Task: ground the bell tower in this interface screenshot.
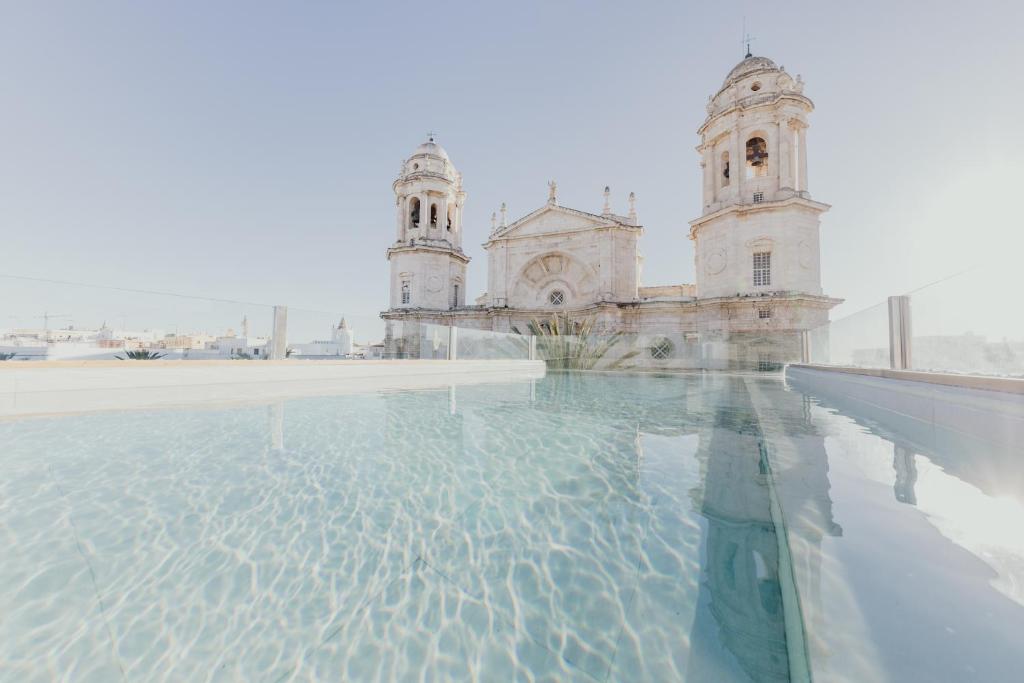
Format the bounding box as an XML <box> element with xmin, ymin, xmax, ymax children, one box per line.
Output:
<box><xmin>387</xmin><ymin>137</ymin><xmax>469</xmax><ymax>311</ymax></box>
<box><xmin>690</xmin><ymin>55</ymin><xmax>830</xmax><ymax>299</ymax></box>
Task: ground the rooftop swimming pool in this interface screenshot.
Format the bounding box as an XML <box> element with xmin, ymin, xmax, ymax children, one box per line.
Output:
<box><xmin>1</xmin><ymin>371</ymin><xmax>1022</xmax><ymax>681</ymax></box>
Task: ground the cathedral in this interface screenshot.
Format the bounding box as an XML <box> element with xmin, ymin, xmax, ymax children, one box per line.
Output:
<box><xmin>382</xmin><ymin>54</ymin><xmax>841</xmax><ymax>367</ymax></box>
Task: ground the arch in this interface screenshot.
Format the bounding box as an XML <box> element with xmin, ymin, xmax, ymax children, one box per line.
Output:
<box><xmin>745</xmin><ymin>136</ymin><xmax>768</xmax><ymax>178</ymax></box>
<box><xmin>509</xmin><ymin>251</ymin><xmax>599</xmax><ymax>308</ymax></box>
<box><xmin>720</xmin><ymin>151</ymin><xmax>731</xmax><ymax>187</ymax></box>
<box><xmin>447</xmin><ymin>204</ymin><xmax>454</xmax><ymax>231</ymax></box>
<box><xmin>409</xmin><ymin>197</ymin><xmax>421</xmax><ymax>229</ymax></box>
<box><xmin>430</xmin><ymin>203</ymin><xmax>438</xmax><ymax>227</ymax></box>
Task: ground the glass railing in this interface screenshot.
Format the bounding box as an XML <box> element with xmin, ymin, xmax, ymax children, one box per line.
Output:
<box><xmin>806</xmin><ymin>301</ymin><xmax>889</xmax><ymax>367</ymax></box>
<box><xmin>522</xmin><ymin>328</ymin><xmax>799</xmax><ymax>372</ymax></box>
<box><xmin>908</xmin><ymin>268</ymin><xmax>1023</xmax><ymax>376</ymax></box>
<box><xmin>805</xmin><ymin>265</ymin><xmax>1023</xmax><ymax>378</ymax></box>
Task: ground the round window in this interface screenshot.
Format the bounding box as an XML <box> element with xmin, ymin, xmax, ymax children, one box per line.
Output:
<box><xmin>649</xmin><ymin>337</ymin><xmax>674</xmax><ymax>360</ymax></box>
<box><xmin>413</xmin><ymin>163</ymin><xmax>419</xmax><ymax>170</ymax></box>
<box><xmin>751</xmin><ymin>82</ymin><xmax>762</xmax><ymax>92</ymax></box>
<box><xmin>548</xmin><ymin>290</ymin><xmax>565</xmax><ymax>306</ymax></box>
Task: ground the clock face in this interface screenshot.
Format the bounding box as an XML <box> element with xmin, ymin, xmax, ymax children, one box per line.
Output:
<box><xmin>705</xmin><ymin>250</ymin><xmax>727</xmax><ymax>275</ymax></box>
<box><xmin>426</xmin><ymin>275</ymin><xmax>443</xmax><ymax>293</ymax></box>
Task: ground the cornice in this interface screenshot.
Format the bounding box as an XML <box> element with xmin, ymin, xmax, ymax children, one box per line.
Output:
<box><xmin>386</xmin><ymin>243</ymin><xmax>471</xmax><ymax>264</ymax></box>
<box><xmin>689</xmin><ymin>195</ymin><xmax>831</xmax><ymax>238</ymax></box>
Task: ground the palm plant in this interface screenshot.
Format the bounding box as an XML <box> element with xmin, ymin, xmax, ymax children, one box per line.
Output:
<box><xmin>513</xmin><ymin>313</ymin><xmax>637</xmax><ymax>370</ymax></box>
<box><xmin>115</xmin><ymin>349</ymin><xmax>166</xmax><ymax>360</ymax></box>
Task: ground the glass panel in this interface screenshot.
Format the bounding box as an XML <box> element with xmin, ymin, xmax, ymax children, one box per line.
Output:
<box><xmin>455</xmin><ymin>327</ymin><xmax>529</xmax><ymax>360</ymax></box>
<box><xmin>807</xmin><ymin>301</ymin><xmax>890</xmax><ymax>368</ymax></box>
<box><xmin>909</xmin><ymin>268</ymin><xmax>1023</xmax><ymax>377</ymax></box>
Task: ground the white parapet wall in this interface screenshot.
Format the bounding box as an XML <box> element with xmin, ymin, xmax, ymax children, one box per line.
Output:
<box><xmin>0</xmin><ymin>359</ymin><xmax>546</xmax><ymax>418</ymax></box>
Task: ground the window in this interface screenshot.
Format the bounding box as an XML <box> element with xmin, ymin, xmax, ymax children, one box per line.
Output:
<box><xmin>721</xmin><ymin>151</ymin><xmax>730</xmax><ymax>187</ymax></box>
<box><xmin>452</xmin><ymin>284</ymin><xmax>459</xmax><ymax>309</ymax></box>
<box><xmin>758</xmin><ymin>307</ymin><xmax>772</xmax><ymax>319</ymax></box>
<box><xmin>254</xmin><ymin>348</ymin><xmax>260</xmax><ymax>355</ymax></box>
<box><xmin>401</xmin><ymin>280</ymin><xmax>410</xmax><ymax>304</ymax></box>
<box><xmin>447</xmin><ymin>205</ymin><xmax>453</xmax><ymax>231</ymax></box>
<box><xmin>430</xmin><ymin>203</ymin><xmax>438</xmax><ymax>227</ymax></box>
<box><xmin>753</xmin><ymin>252</ymin><xmax>771</xmax><ymax>287</ymax></box>
<box><xmin>746</xmin><ymin>136</ymin><xmax>768</xmax><ymax>178</ymax></box>
<box><xmin>753</xmin><ymin>192</ymin><xmax>764</xmax><ymax>203</ymax></box>
<box><xmin>549</xmin><ymin>290</ymin><xmax>565</xmax><ymax>306</ymax></box>
<box><xmin>649</xmin><ymin>337</ymin><xmax>674</xmax><ymax>360</ymax></box>
<box><xmin>409</xmin><ymin>198</ymin><xmax>420</xmax><ymax>228</ymax></box>
<box><xmin>751</xmin><ymin>82</ymin><xmax>762</xmax><ymax>92</ymax></box>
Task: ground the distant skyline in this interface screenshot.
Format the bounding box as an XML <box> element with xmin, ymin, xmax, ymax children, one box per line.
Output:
<box><xmin>3</xmin><ymin>1</ymin><xmax>1022</xmax><ymax>338</ymax></box>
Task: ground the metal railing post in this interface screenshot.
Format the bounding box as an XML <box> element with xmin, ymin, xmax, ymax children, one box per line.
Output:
<box><xmin>887</xmin><ymin>295</ymin><xmax>912</xmax><ymax>370</ymax></box>
<box><xmin>447</xmin><ymin>325</ymin><xmax>458</xmax><ymax>360</ymax></box>
<box><xmin>270</xmin><ymin>305</ymin><xmax>288</xmax><ymax>360</ymax></box>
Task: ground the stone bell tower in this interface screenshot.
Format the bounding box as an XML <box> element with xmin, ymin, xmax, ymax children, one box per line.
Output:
<box><xmin>690</xmin><ymin>54</ymin><xmax>830</xmax><ymax>300</ymax></box>
<box><xmin>387</xmin><ymin>137</ymin><xmax>469</xmax><ymax>311</ymax></box>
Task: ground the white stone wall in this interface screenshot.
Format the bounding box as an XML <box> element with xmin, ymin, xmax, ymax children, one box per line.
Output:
<box><xmin>389</xmin><ymin>249</ymin><xmax>466</xmax><ymax>311</ymax></box>
<box><xmin>694</xmin><ymin>200</ymin><xmax>824</xmax><ymax>298</ymax></box>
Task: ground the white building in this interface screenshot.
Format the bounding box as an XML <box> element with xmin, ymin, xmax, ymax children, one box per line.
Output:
<box><xmin>383</xmin><ymin>54</ymin><xmax>841</xmax><ymax>366</ymax></box>
<box><xmin>289</xmin><ymin>318</ymin><xmax>356</xmax><ymax>358</ymax></box>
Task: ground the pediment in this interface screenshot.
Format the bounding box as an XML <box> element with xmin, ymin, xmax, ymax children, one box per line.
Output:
<box><xmin>489</xmin><ymin>204</ymin><xmax>625</xmax><ymax>241</ymax></box>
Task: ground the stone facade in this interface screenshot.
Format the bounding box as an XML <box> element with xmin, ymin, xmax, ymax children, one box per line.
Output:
<box><xmin>382</xmin><ymin>55</ymin><xmax>841</xmax><ymax>366</ymax></box>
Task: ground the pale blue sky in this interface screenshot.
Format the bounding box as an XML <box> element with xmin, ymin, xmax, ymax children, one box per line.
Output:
<box><xmin>2</xmin><ymin>1</ymin><xmax>1022</xmax><ymax>340</ymax></box>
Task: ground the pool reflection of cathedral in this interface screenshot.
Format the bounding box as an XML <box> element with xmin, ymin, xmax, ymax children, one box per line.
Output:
<box><xmin>380</xmin><ymin>373</ymin><xmax>841</xmax><ymax>679</ymax></box>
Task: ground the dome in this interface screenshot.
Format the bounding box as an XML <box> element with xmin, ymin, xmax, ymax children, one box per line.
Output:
<box><xmin>723</xmin><ymin>55</ymin><xmax>779</xmax><ymax>86</ymax></box>
<box><xmin>412</xmin><ymin>138</ymin><xmax>449</xmax><ymax>161</ymax></box>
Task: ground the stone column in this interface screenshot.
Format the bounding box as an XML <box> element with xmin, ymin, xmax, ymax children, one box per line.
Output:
<box><xmin>779</xmin><ymin>121</ymin><xmax>793</xmax><ymax>190</ymax></box>
<box><xmin>438</xmin><ymin>196</ymin><xmax>448</xmax><ymax>241</ymax></box>
<box><xmin>396</xmin><ymin>197</ymin><xmax>405</xmax><ymax>241</ymax></box>
<box><xmin>455</xmin><ymin>201</ymin><xmax>464</xmax><ymax>247</ymax></box>
<box><xmin>701</xmin><ymin>146</ymin><xmax>714</xmax><ymax>208</ymax></box>
<box><xmin>798</xmin><ymin>124</ymin><xmax>809</xmax><ymax>192</ymax></box>
<box><xmin>731</xmin><ymin>127</ymin><xmax>743</xmax><ymax>202</ymax></box>
<box><xmin>769</xmin><ymin>124</ymin><xmax>781</xmax><ymax>194</ymax></box>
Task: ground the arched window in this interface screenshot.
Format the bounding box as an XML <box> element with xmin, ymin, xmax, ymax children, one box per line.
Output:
<box><xmin>447</xmin><ymin>205</ymin><xmax>454</xmax><ymax>231</ymax></box>
<box><xmin>746</xmin><ymin>137</ymin><xmax>768</xmax><ymax>178</ymax></box>
<box><xmin>451</xmin><ymin>284</ymin><xmax>459</xmax><ymax>309</ymax></box>
<box><xmin>549</xmin><ymin>290</ymin><xmax>565</xmax><ymax>306</ymax></box>
<box><xmin>721</xmin><ymin>151</ymin><xmax>730</xmax><ymax>187</ymax></box>
<box><xmin>401</xmin><ymin>280</ymin><xmax>411</xmax><ymax>304</ymax></box>
<box><xmin>409</xmin><ymin>198</ymin><xmax>420</xmax><ymax>229</ymax></box>
<box><xmin>430</xmin><ymin>203</ymin><xmax>438</xmax><ymax>227</ymax></box>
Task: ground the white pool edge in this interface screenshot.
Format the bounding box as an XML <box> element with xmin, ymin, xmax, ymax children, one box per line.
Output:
<box><xmin>0</xmin><ymin>360</ymin><xmax>546</xmax><ymax>418</ymax></box>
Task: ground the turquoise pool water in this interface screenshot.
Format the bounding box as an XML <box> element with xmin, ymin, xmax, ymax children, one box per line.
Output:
<box><xmin>2</xmin><ymin>372</ymin><xmax>1022</xmax><ymax>682</ymax></box>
